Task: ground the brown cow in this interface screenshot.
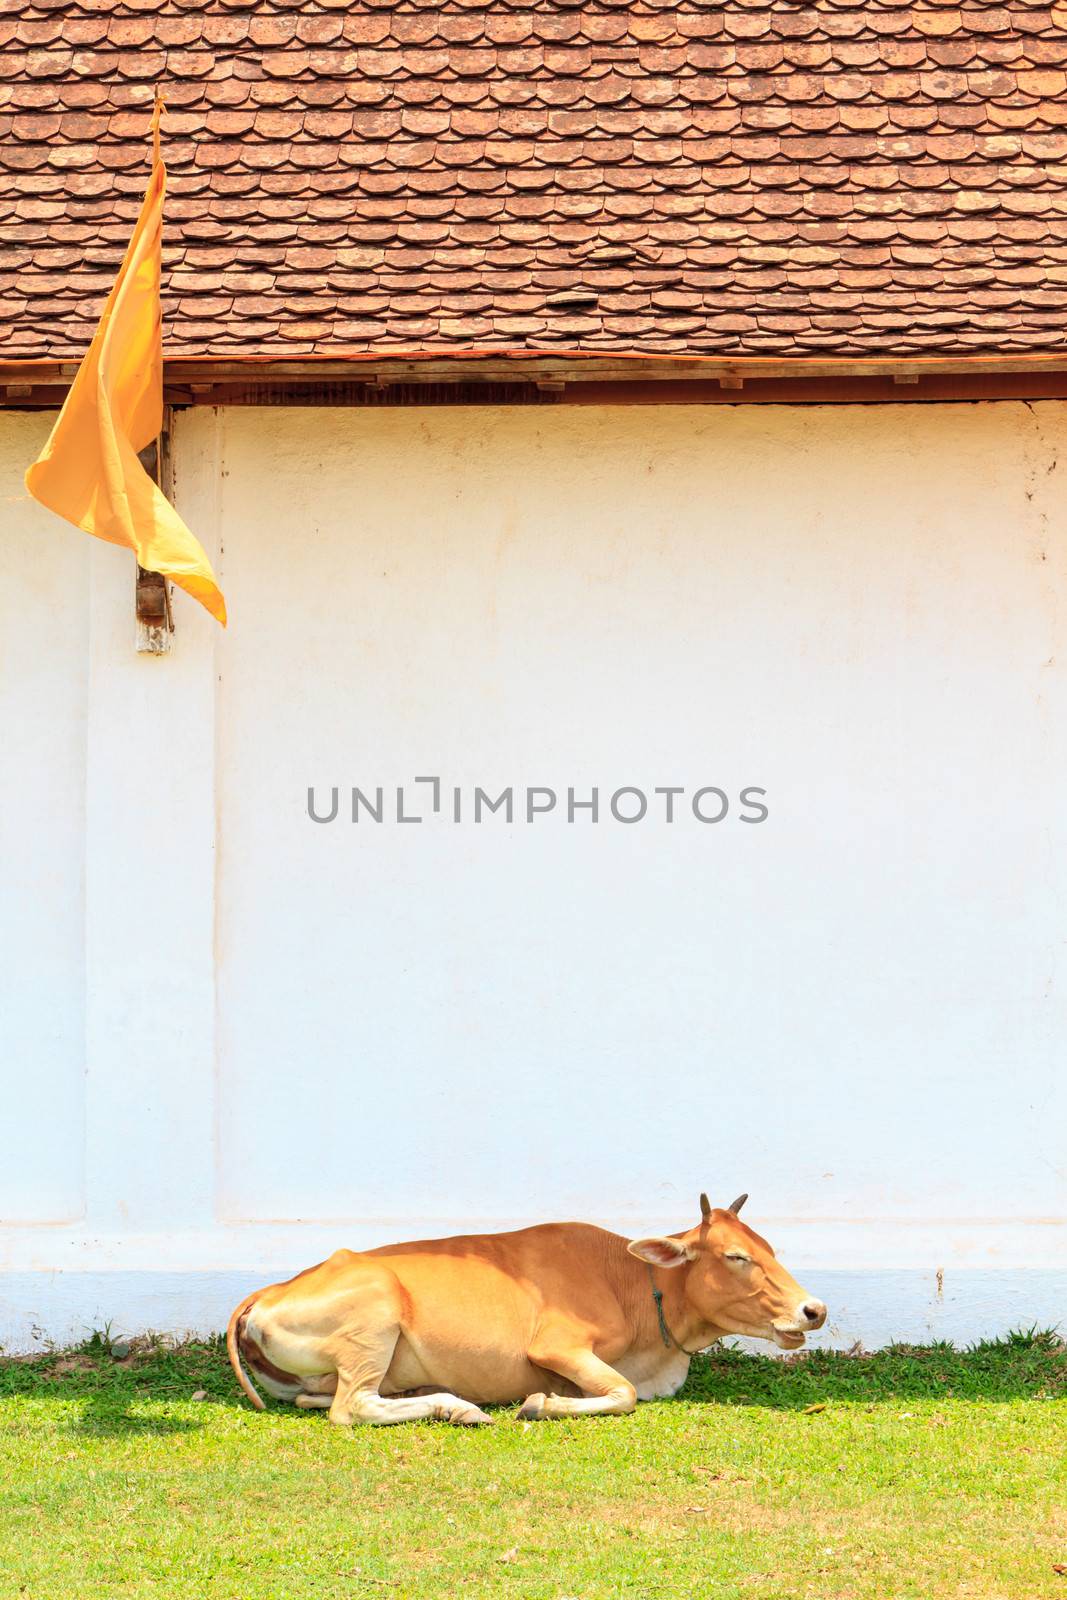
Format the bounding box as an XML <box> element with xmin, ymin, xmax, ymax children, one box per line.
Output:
<box><xmin>226</xmin><ymin>1193</ymin><xmax>826</xmax><ymax>1425</ymax></box>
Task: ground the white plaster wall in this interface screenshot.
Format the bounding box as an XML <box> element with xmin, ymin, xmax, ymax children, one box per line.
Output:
<box><xmin>210</xmin><ymin>404</ymin><xmax>1067</xmax><ymax>1242</ymax></box>
<box><xmin>1</xmin><ymin>401</ymin><xmax>1065</xmax><ymax>1352</ymax></box>
<box><xmin>0</xmin><ymin>413</ymin><xmax>87</xmax><ymax>1222</ymax></box>
<box><xmin>1</xmin><ymin>405</ymin><xmax>220</xmax><ymax>1277</ymax></box>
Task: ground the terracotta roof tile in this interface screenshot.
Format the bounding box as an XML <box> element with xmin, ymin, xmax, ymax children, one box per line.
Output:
<box><xmin>4</xmin><ymin>3</ymin><xmax>1067</xmax><ymax>359</ymax></box>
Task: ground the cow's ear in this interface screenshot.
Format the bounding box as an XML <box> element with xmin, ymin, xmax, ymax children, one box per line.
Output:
<box><xmin>627</xmin><ymin>1236</ymin><xmax>695</xmax><ymax>1268</ymax></box>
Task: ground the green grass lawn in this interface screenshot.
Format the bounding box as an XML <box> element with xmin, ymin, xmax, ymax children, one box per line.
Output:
<box><xmin>1</xmin><ymin>1331</ymin><xmax>1064</xmax><ymax>1599</ymax></box>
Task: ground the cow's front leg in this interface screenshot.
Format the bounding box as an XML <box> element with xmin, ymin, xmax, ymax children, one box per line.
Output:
<box><xmin>519</xmin><ymin>1348</ymin><xmax>637</xmax><ymax>1421</ymax></box>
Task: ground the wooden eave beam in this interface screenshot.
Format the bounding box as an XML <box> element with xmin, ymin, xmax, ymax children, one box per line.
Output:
<box><xmin>5</xmin><ymin>352</ymin><xmax>1067</xmax><ymax>408</ymax></box>
<box><xmin>162</xmin><ymin>353</ymin><xmax>1067</xmax><ymax>384</ymax></box>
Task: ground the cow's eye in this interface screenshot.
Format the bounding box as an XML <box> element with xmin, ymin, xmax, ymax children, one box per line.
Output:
<box><xmin>725</xmin><ymin>1252</ymin><xmax>751</xmax><ymax>1265</ymax></box>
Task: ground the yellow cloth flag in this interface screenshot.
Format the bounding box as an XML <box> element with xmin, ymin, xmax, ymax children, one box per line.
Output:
<box><xmin>25</xmin><ymin>100</ymin><xmax>226</xmax><ymax>625</ymax></box>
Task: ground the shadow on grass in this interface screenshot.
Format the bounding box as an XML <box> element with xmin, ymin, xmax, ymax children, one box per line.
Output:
<box><xmin>681</xmin><ymin>1329</ymin><xmax>1066</xmax><ymax>1409</ymax></box>
<box><xmin>0</xmin><ymin>1330</ymin><xmax>1061</xmax><ymax>1434</ymax></box>
<box><xmin>0</xmin><ymin>1334</ymin><xmax>244</xmax><ymax>1436</ymax></box>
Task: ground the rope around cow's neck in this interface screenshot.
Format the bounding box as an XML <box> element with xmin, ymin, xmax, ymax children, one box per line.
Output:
<box><xmin>646</xmin><ymin>1264</ymin><xmax>710</xmax><ymax>1357</ymax></box>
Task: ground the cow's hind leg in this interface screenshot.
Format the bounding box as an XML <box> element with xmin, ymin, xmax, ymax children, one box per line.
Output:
<box><xmin>326</xmin><ymin>1327</ymin><xmax>491</xmax><ymax>1427</ymax></box>
<box><xmin>519</xmin><ymin>1347</ymin><xmax>637</xmax><ymax>1421</ymax></box>
<box><xmin>293</xmin><ymin>1371</ymin><xmax>338</xmax><ymax>1408</ymax></box>
<box><xmin>335</xmin><ymin>1382</ymin><xmax>492</xmax><ymax>1426</ymax></box>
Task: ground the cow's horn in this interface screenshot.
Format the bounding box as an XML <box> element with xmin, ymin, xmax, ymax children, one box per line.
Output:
<box><xmin>728</xmin><ymin>1192</ymin><xmax>748</xmax><ymax>1215</ymax></box>
<box><xmin>699</xmin><ymin>1192</ymin><xmax>712</xmax><ymax>1222</ymax></box>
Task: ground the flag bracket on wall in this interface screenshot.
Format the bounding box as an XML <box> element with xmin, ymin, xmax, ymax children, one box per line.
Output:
<box><xmin>135</xmin><ymin>421</ymin><xmax>174</xmax><ymax>653</ymax></box>
<box><xmin>135</xmin><ymin>563</ymin><xmax>173</xmax><ymax>651</ymax></box>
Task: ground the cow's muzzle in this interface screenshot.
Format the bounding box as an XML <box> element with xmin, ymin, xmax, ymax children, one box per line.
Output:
<box><xmin>771</xmin><ymin>1298</ymin><xmax>827</xmax><ymax>1349</ymax></box>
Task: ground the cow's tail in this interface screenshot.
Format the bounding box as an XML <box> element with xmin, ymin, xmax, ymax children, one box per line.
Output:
<box><xmin>226</xmin><ymin>1291</ymin><xmax>266</xmax><ymax>1411</ymax></box>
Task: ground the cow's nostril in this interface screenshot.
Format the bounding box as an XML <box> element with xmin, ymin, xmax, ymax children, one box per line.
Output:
<box><xmin>802</xmin><ymin>1301</ymin><xmax>826</xmax><ymax>1324</ymax></box>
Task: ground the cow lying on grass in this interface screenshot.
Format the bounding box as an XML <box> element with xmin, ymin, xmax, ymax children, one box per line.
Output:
<box><xmin>226</xmin><ymin>1193</ymin><xmax>826</xmax><ymax>1426</ymax></box>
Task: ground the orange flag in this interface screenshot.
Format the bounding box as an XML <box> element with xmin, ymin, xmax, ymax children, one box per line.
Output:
<box><xmin>25</xmin><ymin>99</ymin><xmax>226</xmax><ymax>625</ymax></box>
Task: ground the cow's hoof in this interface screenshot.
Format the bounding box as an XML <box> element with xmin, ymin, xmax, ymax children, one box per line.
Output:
<box><xmin>517</xmin><ymin>1392</ymin><xmax>547</xmax><ymax>1421</ymax></box>
<box><xmin>456</xmin><ymin>1404</ymin><xmax>493</xmax><ymax>1426</ymax></box>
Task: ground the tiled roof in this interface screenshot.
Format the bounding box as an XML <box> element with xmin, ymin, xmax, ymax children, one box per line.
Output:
<box><xmin>2</xmin><ymin>1</ymin><xmax>1067</xmax><ymax>361</ymax></box>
